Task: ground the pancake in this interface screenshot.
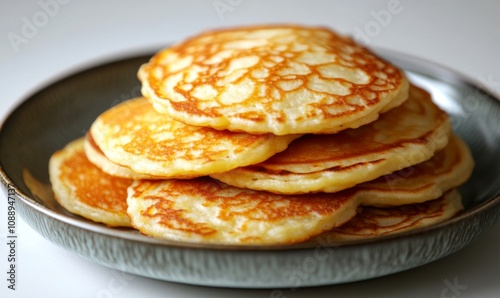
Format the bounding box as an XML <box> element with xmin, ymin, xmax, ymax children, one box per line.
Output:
<box><xmin>84</xmin><ymin>132</ymin><xmax>161</xmax><ymax>179</ymax></box>
<box><xmin>126</xmin><ymin>177</ymin><xmax>359</xmax><ymax>245</ymax></box>
<box><xmin>357</xmin><ymin>135</ymin><xmax>473</xmax><ymax>207</ymax></box>
<box><xmin>138</xmin><ymin>25</ymin><xmax>409</xmax><ymax>135</ymax></box>
<box><xmin>48</xmin><ymin>138</ymin><xmax>133</xmax><ymax>227</ymax></box>
<box><xmin>316</xmin><ymin>190</ymin><xmax>462</xmax><ymax>243</ymax></box>
<box><xmin>211</xmin><ymin>85</ymin><xmax>452</xmax><ymax>194</ymax></box>
<box><xmin>90</xmin><ymin>97</ymin><xmax>299</xmax><ymax>178</ymax></box>
<box><xmin>126</xmin><ymin>138</ymin><xmax>471</xmax><ymax>245</ymax></box>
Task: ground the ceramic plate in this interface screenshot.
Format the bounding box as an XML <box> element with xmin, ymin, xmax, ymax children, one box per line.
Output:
<box><xmin>1</xmin><ymin>49</ymin><xmax>499</xmax><ymax>288</ymax></box>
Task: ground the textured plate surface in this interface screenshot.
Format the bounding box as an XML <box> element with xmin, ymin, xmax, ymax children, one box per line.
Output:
<box><xmin>1</xmin><ymin>49</ymin><xmax>499</xmax><ymax>288</ymax></box>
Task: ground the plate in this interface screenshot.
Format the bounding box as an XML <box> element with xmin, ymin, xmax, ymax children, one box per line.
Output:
<box><xmin>1</xmin><ymin>49</ymin><xmax>499</xmax><ymax>288</ymax></box>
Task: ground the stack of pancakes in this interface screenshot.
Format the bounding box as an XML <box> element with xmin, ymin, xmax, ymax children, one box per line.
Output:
<box><xmin>49</xmin><ymin>25</ymin><xmax>474</xmax><ymax>245</ymax></box>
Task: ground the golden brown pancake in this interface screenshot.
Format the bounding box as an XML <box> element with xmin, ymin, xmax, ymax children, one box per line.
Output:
<box><xmin>138</xmin><ymin>25</ymin><xmax>409</xmax><ymax>135</ymax></box>
<box><xmin>126</xmin><ymin>177</ymin><xmax>359</xmax><ymax>245</ymax></box>
<box><xmin>126</xmin><ymin>136</ymin><xmax>472</xmax><ymax>246</ymax></box>
<box><xmin>90</xmin><ymin>97</ymin><xmax>299</xmax><ymax>178</ymax></box>
<box><xmin>316</xmin><ymin>190</ymin><xmax>462</xmax><ymax>243</ymax></box>
<box><xmin>357</xmin><ymin>135</ymin><xmax>473</xmax><ymax>207</ymax></box>
<box><xmin>49</xmin><ymin>138</ymin><xmax>133</xmax><ymax>227</ymax></box>
<box><xmin>211</xmin><ymin>85</ymin><xmax>452</xmax><ymax>194</ymax></box>
<box><xmin>84</xmin><ymin>132</ymin><xmax>161</xmax><ymax>179</ymax></box>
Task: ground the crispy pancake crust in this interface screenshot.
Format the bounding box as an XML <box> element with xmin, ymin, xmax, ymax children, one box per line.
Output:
<box><xmin>49</xmin><ymin>138</ymin><xmax>133</xmax><ymax>227</ymax></box>
<box><xmin>316</xmin><ymin>190</ymin><xmax>463</xmax><ymax>243</ymax></box>
<box><xmin>90</xmin><ymin>97</ymin><xmax>299</xmax><ymax>178</ymax></box>
<box><xmin>211</xmin><ymin>85</ymin><xmax>453</xmax><ymax>194</ymax></box>
<box><xmin>139</xmin><ymin>25</ymin><xmax>409</xmax><ymax>135</ymax></box>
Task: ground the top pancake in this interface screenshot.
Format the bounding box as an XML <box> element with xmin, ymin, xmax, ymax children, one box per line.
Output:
<box><xmin>138</xmin><ymin>25</ymin><xmax>409</xmax><ymax>135</ymax></box>
<box><xmin>90</xmin><ymin>97</ymin><xmax>298</xmax><ymax>178</ymax></box>
<box><xmin>211</xmin><ymin>85</ymin><xmax>452</xmax><ymax>194</ymax></box>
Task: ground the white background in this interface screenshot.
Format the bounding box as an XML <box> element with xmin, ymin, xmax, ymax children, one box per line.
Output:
<box><xmin>1</xmin><ymin>1</ymin><xmax>499</xmax><ymax>297</ymax></box>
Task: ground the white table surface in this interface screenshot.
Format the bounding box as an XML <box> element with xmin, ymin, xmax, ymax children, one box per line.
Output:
<box><xmin>1</xmin><ymin>1</ymin><xmax>499</xmax><ymax>297</ymax></box>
